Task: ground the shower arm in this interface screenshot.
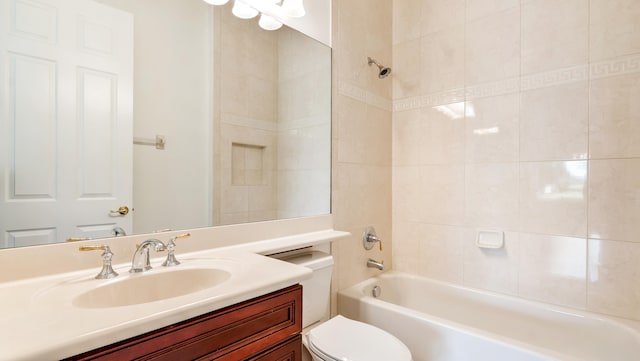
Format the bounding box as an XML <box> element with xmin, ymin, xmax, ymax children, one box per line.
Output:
<box><xmin>367</xmin><ymin>56</ymin><xmax>391</xmax><ymax>79</ymax></box>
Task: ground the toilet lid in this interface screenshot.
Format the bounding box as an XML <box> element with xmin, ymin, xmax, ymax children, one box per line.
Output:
<box><xmin>307</xmin><ymin>315</ymin><xmax>412</xmax><ymax>361</ymax></box>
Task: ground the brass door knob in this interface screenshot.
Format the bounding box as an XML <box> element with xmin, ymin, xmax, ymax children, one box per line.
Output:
<box><xmin>110</xmin><ymin>206</ymin><xmax>129</xmax><ymax>216</ymax></box>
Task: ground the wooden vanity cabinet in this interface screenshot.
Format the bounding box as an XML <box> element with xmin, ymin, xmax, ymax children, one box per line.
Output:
<box><xmin>65</xmin><ymin>285</ymin><xmax>302</xmax><ymax>361</ymax></box>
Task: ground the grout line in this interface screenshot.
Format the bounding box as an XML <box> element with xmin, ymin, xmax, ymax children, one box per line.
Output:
<box><xmin>515</xmin><ymin>0</ymin><xmax>523</xmax><ymax>299</ymax></box>
<box><xmin>585</xmin><ymin>0</ymin><xmax>592</xmax><ymax>312</ymax></box>
<box><xmin>462</xmin><ymin>0</ymin><xmax>468</xmax><ymax>286</ymax></box>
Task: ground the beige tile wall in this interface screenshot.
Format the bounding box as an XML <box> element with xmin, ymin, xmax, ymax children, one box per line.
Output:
<box><xmin>277</xmin><ymin>28</ymin><xmax>331</xmax><ymax>220</ymax></box>
<box><xmin>215</xmin><ymin>10</ymin><xmax>332</xmax><ymax>226</ymax></box>
<box><xmin>391</xmin><ymin>0</ymin><xmax>640</xmax><ymax>321</ymax></box>
<box><xmin>216</xmin><ymin>7</ymin><xmax>279</xmax><ymax>225</ymax></box>
<box><xmin>330</xmin><ymin>0</ymin><xmax>393</xmax><ymax>315</ymax></box>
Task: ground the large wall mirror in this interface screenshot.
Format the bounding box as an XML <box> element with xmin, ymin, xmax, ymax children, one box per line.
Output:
<box><xmin>0</xmin><ymin>0</ymin><xmax>331</xmax><ymax>248</ymax></box>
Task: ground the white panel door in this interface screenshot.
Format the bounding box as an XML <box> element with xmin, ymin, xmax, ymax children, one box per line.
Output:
<box><xmin>0</xmin><ymin>0</ymin><xmax>133</xmax><ymax>247</ymax></box>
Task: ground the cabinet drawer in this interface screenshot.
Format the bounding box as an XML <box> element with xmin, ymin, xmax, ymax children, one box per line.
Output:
<box><xmin>247</xmin><ymin>334</ymin><xmax>302</xmax><ymax>361</ymax></box>
<box><xmin>66</xmin><ymin>285</ymin><xmax>302</xmax><ymax>361</ymax></box>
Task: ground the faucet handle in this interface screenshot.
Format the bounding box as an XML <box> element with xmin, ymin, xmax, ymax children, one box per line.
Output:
<box><xmin>173</xmin><ymin>232</ymin><xmax>191</xmax><ymax>241</ymax></box>
<box><xmin>373</xmin><ymin>236</ymin><xmax>383</xmax><ymax>251</ymax></box>
<box><xmin>79</xmin><ymin>245</ymin><xmax>119</xmax><ymax>279</ymax></box>
<box><xmin>363</xmin><ymin>226</ymin><xmax>383</xmax><ymax>251</ymax></box>
<box><xmin>162</xmin><ymin>233</ymin><xmax>190</xmax><ymax>267</ymax></box>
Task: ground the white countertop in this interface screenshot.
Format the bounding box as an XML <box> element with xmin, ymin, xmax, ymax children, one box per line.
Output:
<box><xmin>0</xmin><ymin>248</ymin><xmax>312</xmax><ymax>361</ymax></box>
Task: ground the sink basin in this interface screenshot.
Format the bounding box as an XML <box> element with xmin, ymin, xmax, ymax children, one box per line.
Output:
<box><xmin>73</xmin><ymin>268</ymin><xmax>231</xmax><ymax>308</ymax></box>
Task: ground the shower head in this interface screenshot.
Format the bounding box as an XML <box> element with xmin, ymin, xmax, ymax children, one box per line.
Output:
<box><xmin>368</xmin><ymin>57</ymin><xmax>391</xmax><ymax>79</ymax></box>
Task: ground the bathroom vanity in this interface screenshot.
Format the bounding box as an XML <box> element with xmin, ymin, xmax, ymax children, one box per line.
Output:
<box><xmin>66</xmin><ymin>285</ymin><xmax>302</xmax><ymax>361</ymax></box>
<box><xmin>0</xmin><ymin>217</ymin><xmax>347</xmax><ymax>361</ymax></box>
<box><xmin>0</xmin><ymin>248</ymin><xmax>314</xmax><ymax>361</ymax></box>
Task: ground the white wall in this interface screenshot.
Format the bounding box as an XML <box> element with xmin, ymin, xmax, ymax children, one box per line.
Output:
<box><xmin>98</xmin><ymin>0</ymin><xmax>212</xmax><ymax>233</ymax></box>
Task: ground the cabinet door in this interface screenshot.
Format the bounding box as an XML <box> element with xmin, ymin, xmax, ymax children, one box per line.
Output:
<box><xmin>65</xmin><ymin>285</ymin><xmax>302</xmax><ymax>361</ymax></box>
<box><xmin>248</xmin><ymin>335</ymin><xmax>302</xmax><ymax>361</ymax></box>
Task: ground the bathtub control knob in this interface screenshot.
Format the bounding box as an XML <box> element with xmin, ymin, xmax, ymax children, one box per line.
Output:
<box><xmin>372</xmin><ymin>285</ymin><xmax>381</xmax><ymax>298</ymax></box>
<box><xmin>363</xmin><ymin>226</ymin><xmax>383</xmax><ymax>251</ymax></box>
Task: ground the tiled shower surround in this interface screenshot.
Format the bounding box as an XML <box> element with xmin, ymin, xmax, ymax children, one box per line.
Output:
<box><xmin>330</xmin><ymin>0</ymin><xmax>640</xmax><ymax>322</ymax></box>
<box><xmin>390</xmin><ymin>0</ymin><xmax>640</xmax><ymax>320</ymax></box>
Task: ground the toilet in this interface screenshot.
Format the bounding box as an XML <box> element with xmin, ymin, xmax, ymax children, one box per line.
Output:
<box><xmin>272</xmin><ymin>250</ymin><xmax>412</xmax><ymax>361</ymax></box>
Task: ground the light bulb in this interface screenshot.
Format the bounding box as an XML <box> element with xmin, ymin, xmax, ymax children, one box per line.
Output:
<box><xmin>232</xmin><ymin>0</ymin><xmax>259</xmax><ymax>19</ymax></box>
<box><xmin>258</xmin><ymin>14</ymin><xmax>283</xmax><ymax>31</ymax></box>
<box><xmin>281</xmin><ymin>0</ymin><xmax>305</xmax><ymax>18</ymax></box>
<box><xmin>203</xmin><ymin>0</ymin><xmax>229</xmax><ymax>5</ymax></box>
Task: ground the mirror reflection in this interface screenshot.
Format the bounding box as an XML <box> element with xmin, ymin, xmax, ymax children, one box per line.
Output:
<box><xmin>0</xmin><ymin>0</ymin><xmax>331</xmax><ymax>248</ymax></box>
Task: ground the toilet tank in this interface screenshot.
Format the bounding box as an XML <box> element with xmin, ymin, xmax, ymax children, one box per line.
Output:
<box><xmin>271</xmin><ymin>250</ymin><xmax>333</xmax><ymax>328</ymax></box>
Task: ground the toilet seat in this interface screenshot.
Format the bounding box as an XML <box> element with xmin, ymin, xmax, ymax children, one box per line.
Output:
<box><xmin>306</xmin><ymin>315</ymin><xmax>412</xmax><ymax>361</ymax></box>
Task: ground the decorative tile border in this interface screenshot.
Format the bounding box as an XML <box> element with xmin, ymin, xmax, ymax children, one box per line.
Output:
<box><xmin>423</xmin><ymin>88</ymin><xmax>466</xmax><ymax>107</ymax></box>
<box><xmin>392</xmin><ymin>53</ymin><xmax>640</xmax><ymax>112</ymax></box>
<box><xmin>521</xmin><ymin>65</ymin><xmax>588</xmax><ymax>91</ymax></box>
<box><xmin>465</xmin><ymin>78</ymin><xmax>520</xmax><ymax>101</ymax></box>
<box><xmin>393</xmin><ymin>96</ymin><xmax>421</xmax><ymax>112</ymax></box>
<box><xmin>393</xmin><ymin>88</ymin><xmax>465</xmax><ymax>112</ymax></box>
<box><xmin>366</xmin><ymin>92</ymin><xmax>393</xmax><ymax>112</ymax></box>
<box><xmin>590</xmin><ymin>53</ymin><xmax>640</xmax><ymax>80</ymax></box>
<box><xmin>279</xmin><ymin>115</ymin><xmax>330</xmax><ymax>131</ymax></box>
<box><xmin>338</xmin><ymin>81</ymin><xmax>393</xmax><ymax>111</ymax></box>
<box><xmin>338</xmin><ymin>81</ymin><xmax>367</xmax><ymax>103</ymax></box>
<box><xmin>222</xmin><ymin>113</ymin><xmax>278</xmax><ymax>131</ymax></box>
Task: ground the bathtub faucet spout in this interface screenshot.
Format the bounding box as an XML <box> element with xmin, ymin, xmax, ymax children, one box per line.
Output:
<box><xmin>367</xmin><ymin>258</ymin><xmax>384</xmax><ymax>271</ymax></box>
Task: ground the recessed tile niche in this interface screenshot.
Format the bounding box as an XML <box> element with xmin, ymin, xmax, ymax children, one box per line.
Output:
<box><xmin>232</xmin><ymin>143</ymin><xmax>266</xmax><ymax>186</ymax></box>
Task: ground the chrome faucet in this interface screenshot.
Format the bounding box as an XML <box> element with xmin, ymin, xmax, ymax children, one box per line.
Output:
<box><xmin>79</xmin><ymin>245</ymin><xmax>119</xmax><ymax>279</ymax></box>
<box><xmin>367</xmin><ymin>258</ymin><xmax>384</xmax><ymax>271</ymax></box>
<box><xmin>161</xmin><ymin>233</ymin><xmax>191</xmax><ymax>267</ymax></box>
<box><xmin>130</xmin><ymin>239</ymin><xmax>166</xmax><ymax>273</ymax></box>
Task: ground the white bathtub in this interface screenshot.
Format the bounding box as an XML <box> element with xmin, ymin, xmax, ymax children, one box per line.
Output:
<box><xmin>337</xmin><ymin>271</ymin><xmax>640</xmax><ymax>361</ymax></box>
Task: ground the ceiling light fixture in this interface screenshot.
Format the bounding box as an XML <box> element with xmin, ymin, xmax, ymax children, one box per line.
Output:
<box><xmin>232</xmin><ymin>0</ymin><xmax>259</xmax><ymax>19</ymax></box>
<box><xmin>203</xmin><ymin>0</ymin><xmax>305</xmax><ymax>31</ymax></box>
<box><xmin>203</xmin><ymin>0</ymin><xmax>229</xmax><ymax>5</ymax></box>
<box><xmin>259</xmin><ymin>13</ymin><xmax>284</xmax><ymax>31</ymax></box>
